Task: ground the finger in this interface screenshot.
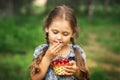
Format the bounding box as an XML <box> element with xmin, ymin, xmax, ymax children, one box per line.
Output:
<box><xmin>64</xmin><ymin>66</ymin><xmax>75</xmax><ymax>71</ymax></box>
<box><xmin>64</xmin><ymin>65</ymin><xmax>76</xmax><ymax>73</ymax></box>
<box><xmin>50</xmin><ymin>42</ymin><xmax>60</xmax><ymax>49</ymax></box>
<box><xmin>64</xmin><ymin>65</ymin><xmax>73</xmax><ymax>69</ymax></box>
<box><xmin>53</xmin><ymin>43</ymin><xmax>63</xmax><ymax>53</ymax></box>
<box><xmin>55</xmin><ymin>44</ymin><xmax>63</xmax><ymax>53</ymax></box>
<box><xmin>64</xmin><ymin>70</ymin><xmax>74</xmax><ymax>76</ymax></box>
<box><xmin>48</xmin><ymin>43</ymin><xmax>60</xmax><ymax>53</ymax></box>
<box><xmin>64</xmin><ymin>69</ymin><xmax>75</xmax><ymax>73</ymax></box>
<box><xmin>69</xmin><ymin>60</ymin><xmax>76</xmax><ymax>65</ymax></box>
<box><xmin>50</xmin><ymin>41</ymin><xmax>63</xmax><ymax>50</ymax></box>
<box><xmin>47</xmin><ymin>44</ymin><xmax>62</xmax><ymax>56</ymax></box>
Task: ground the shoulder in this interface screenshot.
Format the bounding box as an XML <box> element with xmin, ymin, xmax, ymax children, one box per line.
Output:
<box><xmin>72</xmin><ymin>44</ymin><xmax>86</xmax><ymax>61</ymax></box>
<box><xmin>33</xmin><ymin>44</ymin><xmax>48</xmax><ymax>59</ymax></box>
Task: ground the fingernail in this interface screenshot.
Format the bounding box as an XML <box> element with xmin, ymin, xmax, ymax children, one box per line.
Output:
<box><xmin>60</xmin><ymin>43</ymin><xmax>62</xmax><ymax>45</ymax></box>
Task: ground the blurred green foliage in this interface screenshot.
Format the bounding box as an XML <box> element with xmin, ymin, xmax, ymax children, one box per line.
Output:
<box><xmin>0</xmin><ymin>53</ymin><xmax>32</xmax><ymax>80</ymax></box>
<box><xmin>0</xmin><ymin>15</ymin><xmax>45</xmax><ymax>53</ymax></box>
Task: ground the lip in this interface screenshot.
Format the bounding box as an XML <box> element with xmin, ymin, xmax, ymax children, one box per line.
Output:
<box><xmin>54</xmin><ymin>40</ymin><xmax>63</xmax><ymax>43</ymax></box>
<box><xmin>59</xmin><ymin>42</ymin><xmax>63</xmax><ymax>43</ymax></box>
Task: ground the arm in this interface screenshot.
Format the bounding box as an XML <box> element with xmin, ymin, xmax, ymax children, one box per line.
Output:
<box><xmin>31</xmin><ymin>43</ymin><xmax>63</xmax><ymax>80</ymax></box>
<box><xmin>31</xmin><ymin>55</ymin><xmax>51</xmax><ymax>80</ymax></box>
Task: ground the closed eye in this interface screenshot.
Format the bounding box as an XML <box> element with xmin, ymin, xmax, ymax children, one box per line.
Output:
<box><xmin>63</xmin><ymin>32</ymin><xmax>70</xmax><ymax>36</ymax></box>
<box><xmin>52</xmin><ymin>30</ymin><xmax>58</xmax><ymax>34</ymax></box>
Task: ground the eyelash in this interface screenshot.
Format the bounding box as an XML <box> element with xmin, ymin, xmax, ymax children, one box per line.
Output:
<box><xmin>53</xmin><ymin>31</ymin><xmax>58</xmax><ymax>34</ymax></box>
<box><xmin>53</xmin><ymin>31</ymin><xmax>69</xmax><ymax>36</ymax></box>
<box><xmin>63</xmin><ymin>33</ymin><xmax>69</xmax><ymax>36</ymax></box>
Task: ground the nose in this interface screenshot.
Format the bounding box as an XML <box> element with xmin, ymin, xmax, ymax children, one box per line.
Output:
<box><xmin>56</xmin><ymin>34</ymin><xmax>62</xmax><ymax>40</ymax></box>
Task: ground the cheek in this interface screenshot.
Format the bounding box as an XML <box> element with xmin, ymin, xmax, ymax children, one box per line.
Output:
<box><xmin>48</xmin><ymin>32</ymin><xmax>56</xmax><ymax>40</ymax></box>
<box><xmin>63</xmin><ymin>37</ymin><xmax>71</xmax><ymax>43</ymax></box>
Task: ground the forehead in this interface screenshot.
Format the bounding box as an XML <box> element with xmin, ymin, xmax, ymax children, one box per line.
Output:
<box><xmin>49</xmin><ymin>19</ymin><xmax>73</xmax><ymax>32</ymax></box>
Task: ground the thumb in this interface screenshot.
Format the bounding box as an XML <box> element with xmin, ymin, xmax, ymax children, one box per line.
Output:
<box><xmin>69</xmin><ymin>60</ymin><xmax>76</xmax><ymax>65</ymax></box>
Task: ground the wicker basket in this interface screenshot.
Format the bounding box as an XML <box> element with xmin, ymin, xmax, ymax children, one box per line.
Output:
<box><xmin>52</xmin><ymin>58</ymin><xmax>69</xmax><ymax>75</ymax></box>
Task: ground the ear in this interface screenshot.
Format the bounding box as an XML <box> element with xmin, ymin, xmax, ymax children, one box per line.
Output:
<box><xmin>45</xmin><ymin>28</ymin><xmax>48</xmax><ymax>33</ymax></box>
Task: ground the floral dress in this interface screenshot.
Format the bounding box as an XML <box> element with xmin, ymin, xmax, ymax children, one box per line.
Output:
<box><xmin>33</xmin><ymin>44</ymin><xmax>86</xmax><ymax>80</ymax></box>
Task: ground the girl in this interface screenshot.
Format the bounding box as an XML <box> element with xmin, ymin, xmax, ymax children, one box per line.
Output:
<box><xmin>30</xmin><ymin>5</ymin><xmax>90</xmax><ymax>80</ymax></box>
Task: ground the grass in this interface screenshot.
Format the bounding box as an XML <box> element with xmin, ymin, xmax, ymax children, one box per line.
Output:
<box><xmin>0</xmin><ymin>14</ymin><xmax>120</xmax><ymax>80</ymax></box>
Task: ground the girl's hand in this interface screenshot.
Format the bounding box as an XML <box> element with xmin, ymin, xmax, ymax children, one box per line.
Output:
<box><xmin>63</xmin><ymin>60</ymin><xmax>78</xmax><ymax>76</ymax></box>
<box><xmin>45</xmin><ymin>42</ymin><xmax>63</xmax><ymax>60</ymax></box>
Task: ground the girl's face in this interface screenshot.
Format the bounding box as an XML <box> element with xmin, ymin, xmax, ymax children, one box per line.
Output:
<box><xmin>46</xmin><ymin>19</ymin><xmax>73</xmax><ymax>46</ymax></box>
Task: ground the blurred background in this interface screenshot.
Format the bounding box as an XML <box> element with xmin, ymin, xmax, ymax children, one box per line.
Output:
<box><xmin>0</xmin><ymin>0</ymin><xmax>120</xmax><ymax>80</ymax></box>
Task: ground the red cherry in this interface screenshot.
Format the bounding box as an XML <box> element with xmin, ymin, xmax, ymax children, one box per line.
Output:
<box><xmin>52</xmin><ymin>60</ymin><xmax>58</xmax><ymax>66</ymax></box>
<box><xmin>61</xmin><ymin>60</ymin><xmax>65</xmax><ymax>65</ymax></box>
<box><xmin>63</xmin><ymin>58</ymin><xmax>69</xmax><ymax>64</ymax></box>
<box><xmin>56</xmin><ymin>60</ymin><xmax>60</xmax><ymax>65</ymax></box>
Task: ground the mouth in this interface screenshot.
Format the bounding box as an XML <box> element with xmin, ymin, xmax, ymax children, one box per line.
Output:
<box><xmin>54</xmin><ymin>40</ymin><xmax>63</xmax><ymax>44</ymax></box>
<box><xmin>59</xmin><ymin>42</ymin><xmax>63</xmax><ymax>43</ymax></box>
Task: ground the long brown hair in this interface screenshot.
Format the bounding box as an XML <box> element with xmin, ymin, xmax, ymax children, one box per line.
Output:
<box><xmin>71</xmin><ymin>38</ymin><xmax>90</xmax><ymax>80</ymax></box>
<box><xmin>30</xmin><ymin>5</ymin><xmax>90</xmax><ymax>80</ymax></box>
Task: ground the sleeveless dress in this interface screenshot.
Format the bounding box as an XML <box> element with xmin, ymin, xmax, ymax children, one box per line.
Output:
<box><xmin>33</xmin><ymin>44</ymin><xmax>86</xmax><ymax>80</ymax></box>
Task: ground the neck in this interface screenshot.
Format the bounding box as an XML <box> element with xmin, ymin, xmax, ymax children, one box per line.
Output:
<box><xmin>62</xmin><ymin>44</ymin><xmax>69</xmax><ymax>49</ymax></box>
<box><xmin>59</xmin><ymin>44</ymin><xmax>70</xmax><ymax>57</ymax></box>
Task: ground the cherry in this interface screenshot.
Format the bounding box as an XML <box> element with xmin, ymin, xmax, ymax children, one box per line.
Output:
<box><xmin>57</xmin><ymin>60</ymin><xmax>62</xmax><ymax>66</ymax></box>
<box><xmin>52</xmin><ymin>61</ymin><xmax>58</xmax><ymax>66</ymax></box>
<box><xmin>63</xmin><ymin>58</ymin><xmax>69</xmax><ymax>64</ymax></box>
<box><xmin>61</xmin><ymin>60</ymin><xmax>65</xmax><ymax>65</ymax></box>
<box><xmin>52</xmin><ymin>58</ymin><xmax>70</xmax><ymax>66</ymax></box>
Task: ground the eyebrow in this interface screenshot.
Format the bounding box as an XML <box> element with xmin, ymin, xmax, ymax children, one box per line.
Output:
<box><xmin>62</xmin><ymin>31</ymin><xmax>70</xmax><ymax>34</ymax></box>
<box><xmin>51</xmin><ymin>29</ymin><xmax>70</xmax><ymax>33</ymax></box>
<box><xmin>51</xmin><ymin>29</ymin><xmax>58</xmax><ymax>31</ymax></box>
